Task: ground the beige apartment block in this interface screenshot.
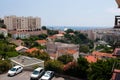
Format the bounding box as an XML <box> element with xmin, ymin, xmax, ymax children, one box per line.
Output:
<box><xmin>4</xmin><ymin>15</ymin><xmax>41</xmax><ymax>30</ymax></box>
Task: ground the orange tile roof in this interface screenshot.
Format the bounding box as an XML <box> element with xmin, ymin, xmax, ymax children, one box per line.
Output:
<box><xmin>48</xmin><ymin>36</ymin><xmax>57</xmax><ymax>39</ymax></box>
<box><xmin>26</xmin><ymin>48</ymin><xmax>38</xmax><ymax>53</ymax></box>
<box><xmin>55</xmin><ymin>34</ymin><xmax>64</xmax><ymax>37</ymax></box>
<box><xmin>58</xmin><ymin>49</ymin><xmax>77</xmax><ymax>55</ymax></box>
<box><xmin>85</xmin><ymin>55</ymin><xmax>97</xmax><ymax>63</ymax></box>
<box><xmin>36</xmin><ymin>40</ymin><xmax>47</xmax><ymax>44</ymax></box>
<box><xmin>59</xmin><ymin>31</ymin><xmax>65</xmax><ymax>34</ymax></box>
<box><xmin>66</xmin><ymin>49</ymin><xmax>77</xmax><ymax>54</ymax></box>
<box><xmin>92</xmin><ymin>51</ymin><xmax>113</xmax><ymax>58</ymax></box>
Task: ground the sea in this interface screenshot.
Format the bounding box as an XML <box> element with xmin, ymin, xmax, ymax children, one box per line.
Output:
<box><xmin>46</xmin><ymin>26</ymin><xmax>112</xmax><ymax>31</ymax></box>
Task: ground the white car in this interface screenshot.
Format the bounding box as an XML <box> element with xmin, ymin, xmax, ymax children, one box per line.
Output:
<box><xmin>8</xmin><ymin>65</ymin><xmax>23</xmax><ymax>76</ymax></box>
<box><xmin>40</xmin><ymin>71</ymin><xmax>54</xmax><ymax>80</ymax></box>
<box><xmin>30</xmin><ymin>67</ymin><xmax>45</xmax><ymax>80</ymax></box>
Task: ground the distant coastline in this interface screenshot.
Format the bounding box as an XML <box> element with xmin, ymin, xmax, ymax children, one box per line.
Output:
<box><xmin>46</xmin><ymin>26</ymin><xmax>113</xmax><ymax>31</ymax></box>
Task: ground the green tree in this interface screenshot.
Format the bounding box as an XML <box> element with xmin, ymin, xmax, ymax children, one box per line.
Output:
<box><xmin>38</xmin><ymin>34</ymin><xmax>48</xmax><ymax>40</ymax></box>
<box><xmin>63</xmin><ymin>31</ymin><xmax>89</xmax><ymax>44</ymax></box>
<box><xmin>63</xmin><ymin>61</ymin><xmax>78</xmax><ymax>77</ymax></box>
<box><xmin>0</xmin><ymin>60</ymin><xmax>12</xmax><ymax>73</ymax></box>
<box><xmin>57</xmin><ymin>54</ymin><xmax>73</xmax><ymax>64</ymax></box>
<box><xmin>65</xmin><ymin>29</ymin><xmax>74</xmax><ymax>34</ymax></box>
<box><xmin>1</xmin><ymin>24</ymin><xmax>6</xmax><ymax>29</ymax></box>
<box><xmin>47</xmin><ymin>29</ymin><xmax>59</xmax><ymax>36</ymax></box>
<box><xmin>0</xmin><ymin>34</ymin><xmax>5</xmax><ymax>40</ymax></box>
<box><xmin>88</xmin><ymin>59</ymin><xmax>115</xmax><ymax>80</ymax></box>
<box><xmin>79</xmin><ymin>45</ymin><xmax>90</xmax><ymax>53</ymax></box>
<box><xmin>0</xmin><ymin>19</ymin><xmax>6</xmax><ymax>29</ymax></box>
<box><xmin>42</xmin><ymin>26</ymin><xmax>47</xmax><ymax>30</ymax></box>
<box><xmin>0</xmin><ymin>40</ymin><xmax>18</xmax><ymax>59</ymax></box>
<box><xmin>77</xmin><ymin>56</ymin><xmax>89</xmax><ymax>79</ymax></box>
<box><xmin>45</xmin><ymin>60</ymin><xmax>63</xmax><ymax>73</ymax></box>
<box><xmin>34</xmin><ymin>51</ymin><xmax>50</xmax><ymax>61</ymax></box>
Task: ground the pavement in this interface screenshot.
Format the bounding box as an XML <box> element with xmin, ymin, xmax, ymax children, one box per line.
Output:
<box><xmin>0</xmin><ymin>71</ymin><xmax>64</xmax><ymax>80</ymax></box>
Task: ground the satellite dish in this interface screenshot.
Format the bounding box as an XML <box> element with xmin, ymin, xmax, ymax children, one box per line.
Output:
<box><xmin>116</xmin><ymin>0</ymin><xmax>120</xmax><ymax>8</ymax></box>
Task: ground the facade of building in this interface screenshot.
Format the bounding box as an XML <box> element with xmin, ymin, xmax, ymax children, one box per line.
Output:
<box><xmin>4</xmin><ymin>15</ymin><xmax>41</xmax><ymax>30</ymax></box>
<box><xmin>9</xmin><ymin>30</ymin><xmax>47</xmax><ymax>39</ymax></box>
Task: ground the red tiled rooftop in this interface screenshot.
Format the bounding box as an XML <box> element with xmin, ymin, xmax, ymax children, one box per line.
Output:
<box><xmin>58</xmin><ymin>49</ymin><xmax>77</xmax><ymax>55</ymax></box>
<box><xmin>55</xmin><ymin>34</ymin><xmax>64</xmax><ymax>37</ymax></box>
<box><xmin>26</xmin><ymin>48</ymin><xmax>38</xmax><ymax>53</ymax></box>
<box><xmin>92</xmin><ymin>51</ymin><xmax>113</xmax><ymax>58</ymax></box>
<box><xmin>48</xmin><ymin>36</ymin><xmax>57</xmax><ymax>39</ymax></box>
<box><xmin>36</xmin><ymin>40</ymin><xmax>47</xmax><ymax>44</ymax></box>
<box><xmin>85</xmin><ymin>55</ymin><xmax>97</xmax><ymax>63</ymax></box>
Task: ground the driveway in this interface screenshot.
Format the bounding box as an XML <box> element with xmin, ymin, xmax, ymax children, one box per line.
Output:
<box><xmin>0</xmin><ymin>71</ymin><xmax>65</xmax><ymax>80</ymax></box>
<box><xmin>0</xmin><ymin>71</ymin><xmax>32</xmax><ymax>80</ymax></box>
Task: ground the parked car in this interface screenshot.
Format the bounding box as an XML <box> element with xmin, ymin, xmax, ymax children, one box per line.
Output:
<box><xmin>30</xmin><ymin>67</ymin><xmax>45</xmax><ymax>80</ymax></box>
<box><xmin>40</xmin><ymin>71</ymin><xmax>54</xmax><ymax>80</ymax></box>
<box><xmin>8</xmin><ymin>65</ymin><xmax>23</xmax><ymax>76</ymax></box>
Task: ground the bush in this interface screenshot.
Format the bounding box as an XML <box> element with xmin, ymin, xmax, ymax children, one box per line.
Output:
<box><xmin>57</xmin><ymin>54</ymin><xmax>73</xmax><ymax>64</ymax></box>
<box><xmin>0</xmin><ymin>60</ymin><xmax>12</xmax><ymax>74</ymax></box>
<box><xmin>45</xmin><ymin>60</ymin><xmax>63</xmax><ymax>73</ymax></box>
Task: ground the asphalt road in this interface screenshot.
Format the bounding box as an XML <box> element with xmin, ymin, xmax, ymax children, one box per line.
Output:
<box><xmin>0</xmin><ymin>71</ymin><xmax>32</xmax><ymax>80</ymax></box>
<box><xmin>0</xmin><ymin>71</ymin><xmax>64</xmax><ymax>80</ymax></box>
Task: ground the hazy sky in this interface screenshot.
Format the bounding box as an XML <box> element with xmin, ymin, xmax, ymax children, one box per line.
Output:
<box><xmin>0</xmin><ymin>0</ymin><xmax>119</xmax><ymax>26</ymax></box>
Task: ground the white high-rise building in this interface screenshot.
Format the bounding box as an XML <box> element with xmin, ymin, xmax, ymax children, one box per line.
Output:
<box><xmin>4</xmin><ymin>15</ymin><xmax>41</xmax><ymax>30</ymax></box>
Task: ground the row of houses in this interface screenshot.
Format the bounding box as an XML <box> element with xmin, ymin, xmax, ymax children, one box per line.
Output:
<box><xmin>15</xmin><ymin>43</ymin><xmax>119</xmax><ymax>63</ymax></box>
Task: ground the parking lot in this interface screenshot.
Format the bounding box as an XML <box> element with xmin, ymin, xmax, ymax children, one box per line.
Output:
<box><xmin>0</xmin><ymin>71</ymin><xmax>65</xmax><ymax>80</ymax></box>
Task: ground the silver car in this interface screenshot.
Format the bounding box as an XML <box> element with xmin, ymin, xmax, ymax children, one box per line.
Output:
<box><xmin>40</xmin><ymin>71</ymin><xmax>54</xmax><ymax>80</ymax></box>
<box><xmin>30</xmin><ymin>67</ymin><xmax>45</xmax><ymax>80</ymax></box>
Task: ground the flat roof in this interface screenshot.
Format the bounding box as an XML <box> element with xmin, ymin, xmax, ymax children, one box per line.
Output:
<box><xmin>10</xmin><ymin>56</ymin><xmax>44</xmax><ymax>67</ymax></box>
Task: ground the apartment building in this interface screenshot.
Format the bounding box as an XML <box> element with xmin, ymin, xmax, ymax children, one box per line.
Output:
<box><xmin>4</xmin><ymin>15</ymin><xmax>41</xmax><ymax>30</ymax></box>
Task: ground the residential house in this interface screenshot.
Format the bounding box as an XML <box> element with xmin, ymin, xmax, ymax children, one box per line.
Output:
<box><xmin>10</xmin><ymin>39</ymin><xmax>24</xmax><ymax>46</ymax></box>
<box><xmin>26</xmin><ymin>48</ymin><xmax>39</xmax><ymax>54</ymax></box>
<box><xmin>0</xmin><ymin>28</ymin><xmax>8</xmax><ymax>37</ymax></box>
<box><xmin>85</xmin><ymin>55</ymin><xmax>97</xmax><ymax>63</ymax></box>
<box><xmin>47</xmin><ymin>36</ymin><xmax>57</xmax><ymax>41</ymax></box>
<box><xmin>15</xmin><ymin>46</ymin><xmax>28</xmax><ymax>52</ymax></box>
<box><xmin>57</xmin><ymin>49</ymin><xmax>79</xmax><ymax>60</ymax></box>
<box><xmin>54</xmin><ymin>34</ymin><xmax>64</xmax><ymax>39</ymax></box>
<box><xmin>92</xmin><ymin>51</ymin><xmax>114</xmax><ymax>60</ymax></box>
<box><xmin>36</xmin><ymin>40</ymin><xmax>47</xmax><ymax>46</ymax></box>
<box><xmin>9</xmin><ymin>30</ymin><xmax>47</xmax><ymax>39</ymax></box>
